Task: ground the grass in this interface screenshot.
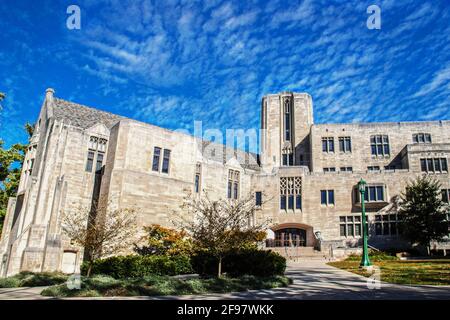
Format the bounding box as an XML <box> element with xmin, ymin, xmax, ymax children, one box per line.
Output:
<box><xmin>0</xmin><ymin>271</ymin><xmax>69</xmax><ymax>288</ymax></box>
<box><xmin>328</xmin><ymin>256</ymin><xmax>450</xmax><ymax>286</ymax></box>
<box><xmin>41</xmin><ymin>274</ymin><xmax>293</xmax><ymax>297</ymax></box>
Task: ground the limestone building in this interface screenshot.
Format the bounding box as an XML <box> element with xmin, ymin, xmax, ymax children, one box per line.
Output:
<box><xmin>1</xmin><ymin>89</ymin><xmax>449</xmax><ymax>276</ymax></box>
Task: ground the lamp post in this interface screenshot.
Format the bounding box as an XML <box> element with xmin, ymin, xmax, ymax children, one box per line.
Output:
<box><xmin>358</xmin><ymin>178</ymin><xmax>372</xmax><ymax>268</ymax></box>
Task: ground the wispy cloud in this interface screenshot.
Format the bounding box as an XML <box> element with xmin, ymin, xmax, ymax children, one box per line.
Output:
<box><xmin>0</xmin><ymin>0</ymin><xmax>450</xmax><ymax>151</ymax></box>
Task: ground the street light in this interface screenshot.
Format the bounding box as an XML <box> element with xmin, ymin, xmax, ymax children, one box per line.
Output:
<box><xmin>358</xmin><ymin>178</ymin><xmax>372</xmax><ymax>268</ymax></box>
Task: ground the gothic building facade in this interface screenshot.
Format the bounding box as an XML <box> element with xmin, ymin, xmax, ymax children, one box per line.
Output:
<box><xmin>1</xmin><ymin>89</ymin><xmax>449</xmax><ymax>276</ymax></box>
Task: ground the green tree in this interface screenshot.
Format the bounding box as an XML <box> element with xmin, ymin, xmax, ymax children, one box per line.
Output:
<box><xmin>0</xmin><ymin>117</ymin><xmax>34</xmax><ymax>235</ymax></box>
<box><xmin>398</xmin><ymin>176</ymin><xmax>449</xmax><ymax>254</ymax></box>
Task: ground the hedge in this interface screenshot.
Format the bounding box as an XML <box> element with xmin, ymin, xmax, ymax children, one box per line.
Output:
<box><xmin>191</xmin><ymin>249</ymin><xmax>286</xmax><ymax>277</ymax></box>
<box><xmin>81</xmin><ymin>255</ymin><xmax>193</xmax><ymax>278</ymax></box>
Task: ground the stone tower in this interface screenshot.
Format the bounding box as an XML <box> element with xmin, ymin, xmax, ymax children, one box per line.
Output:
<box><xmin>260</xmin><ymin>92</ymin><xmax>314</xmax><ymax>172</ymax></box>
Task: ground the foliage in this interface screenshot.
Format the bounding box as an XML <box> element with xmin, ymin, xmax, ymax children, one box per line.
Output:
<box><xmin>328</xmin><ymin>259</ymin><xmax>450</xmax><ymax>286</ymax></box>
<box><xmin>398</xmin><ymin>176</ymin><xmax>449</xmax><ymax>250</ymax></box>
<box><xmin>191</xmin><ymin>248</ymin><xmax>286</xmax><ymax>277</ymax></box>
<box><xmin>0</xmin><ymin>121</ymin><xmax>34</xmax><ymax>235</ymax></box>
<box><xmin>134</xmin><ymin>224</ymin><xmax>193</xmax><ymax>256</ymax></box>
<box><xmin>41</xmin><ymin>273</ymin><xmax>292</xmax><ymax>297</ymax></box>
<box><xmin>61</xmin><ymin>202</ymin><xmax>138</xmax><ymax>277</ymax></box>
<box><xmin>81</xmin><ymin>254</ymin><xmax>193</xmax><ymax>278</ymax></box>
<box><xmin>174</xmin><ymin>192</ymin><xmax>270</xmax><ymax>277</ymax></box>
<box><xmin>0</xmin><ymin>271</ymin><xmax>68</xmax><ymax>288</ymax></box>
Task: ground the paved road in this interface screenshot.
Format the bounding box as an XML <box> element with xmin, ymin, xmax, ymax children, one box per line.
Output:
<box><xmin>1</xmin><ymin>260</ymin><xmax>449</xmax><ymax>300</ymax></box>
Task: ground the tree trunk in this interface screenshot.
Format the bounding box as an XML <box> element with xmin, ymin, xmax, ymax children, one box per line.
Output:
<box><xmin>87</xmin><ymin>261</ymin><xmax>93</xmax><ymax>278</ymax></box>
<box><xmin>218</xmin><ymin>256</ymin><xmax>222</xmax><ymax>278</ymax></box>
<box><xmin>427</xmin><ymin>245</ymin><xmax>430</xmax><ymax>256</ymax></box>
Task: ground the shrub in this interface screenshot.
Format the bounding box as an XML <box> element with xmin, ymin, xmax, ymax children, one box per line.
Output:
<box><xmin>191</xmin><ymin>249</ymin><xmax>286</xmax><ymax>277</ymax></box>
<box><xmin>0</xmin><ymin>271</ymin><xmax>68</xmax><ymax>288</ymax></box>
<box><xmin>81</xmin><ymin>255</ymin><xmax>193</xmax><ymax>278</ymax></box>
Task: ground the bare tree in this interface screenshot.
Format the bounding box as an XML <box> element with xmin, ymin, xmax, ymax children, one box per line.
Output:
<box><xmin>174</xmin><ymin>192</ymin><xmax>271</xmax><ymax>277</ymax></box>
<box><xmin>61</xmin><ymin>203</ymin><xmax>138</xmax><ymax>277</ymax></box>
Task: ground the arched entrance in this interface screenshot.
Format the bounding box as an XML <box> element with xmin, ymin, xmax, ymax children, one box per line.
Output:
<box><xmin>274</xmin><ymin>228</ymin><xmax>306</xmax><ymax>247</ymax></box>
<box><xmin>267</xmin><ymin>223</ymin><xmax>313</xmax><ymax>247</ymax></box>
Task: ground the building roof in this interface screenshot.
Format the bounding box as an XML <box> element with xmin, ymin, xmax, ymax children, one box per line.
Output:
<box><xmin>51</xmin><ymin>97</ymin><xmax>260</xmax><ymax>171</ymax></box>
<box><xmin>53</xmin><ymin>98</ymin><xmax>124</xmax><ymax>129</ymax></box>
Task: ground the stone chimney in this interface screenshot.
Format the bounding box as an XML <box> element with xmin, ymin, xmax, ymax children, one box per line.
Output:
<box><xmin>45</xmin><ymin>88</ymin><xmax>55</xmax><ymax>101</ymax></box>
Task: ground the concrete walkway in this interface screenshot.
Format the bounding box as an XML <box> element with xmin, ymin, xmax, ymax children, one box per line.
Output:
<box><xmin>1</xmin><ymin>260</ymin><xmax>449</xmax><ymax>300</ymax></box>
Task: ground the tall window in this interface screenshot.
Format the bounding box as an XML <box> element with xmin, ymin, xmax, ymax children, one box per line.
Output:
<box><xmin>255</xmin><ymin>191</ymin><xmax>262</xmax><ymax>206</ymax></box>
<box><xmin>228</xmin><ymin>169</ymin><xmax>240</xmax><ymax>199</ymax></box>
<box><xmin>340</xmin><ymin>216</ymin><xmax>363</xmax><ymax>237</ymax></box>
<box><xmin>194</xmin><ymin>163</ymin><xmax>201</xmax><ymax>193</ymax></box>
<box><xmin>85</xmin><ymin>151</ymin><xmax>95</xmax><ymax>172</ymax></box>
<box><xmin>86</xmin><ymin>136</ymin><xmax>107</xmax><ymax>173</ymax></box>
<box><xmin>322</xmin><ymin>137</ymin><xmax>334</xmax><ymax>153</ymax></box>
<box><xmin>339</xmin><ymin>137</ymin><xmax>352</xmax><ymax>153</ymax></box>
<box><xmin>413</xmin><ymin>133</ymin><xmax>431</xmax><ymax>144</ymax></box>
<box><xmin>152</xmin><ymin>147</ymin><xmax>161</xmax><ymax>172</ymax></box>
<box><xmin>420</xmin><ymin>158</ymin><xmax>448</xmax><ymax>173</ymax></box>
<box><xmin>375</xmin><ymin>214</ymin><xmax>399</xmax><ymax>236</ymax></box>
<box><xmin>280</xmin><ymin>177</ymin><xmax>302</xmax><ymax>211</ymax></box>
<box><xmin>370</xmin><ymin>135</ymin><xmax>390</xmax><ymax>156</ymax></box>
<box><xmin>162</xmin><ymin>149</ymin><xmax>171</xmax><ymax>174</ymax></box>
<box><xmin>320</xmin><ymin>190</ymin><xmax>335</xmax><ymax>206</ymax></box>
<box><xmin>95</xmin><ymin>152</ymin><xmax>104</xmax><ymax>173</ymax></box>
<box><xmin>282</xmin><ymin>153</ymin><xmax>294</xmax><ymax>166</ymax></box>
<box><xmin>284</xmin><ymin>98</ymin><xmax>291</xmax><ymax>141</ymax></box>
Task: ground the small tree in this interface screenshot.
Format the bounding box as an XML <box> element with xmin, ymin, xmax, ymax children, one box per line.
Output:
<box><xmin>175</xmin><ymin>192</ymin><xmax>270</xmax><ymax>277</ymax></box>
<box><xmin>398</xmin><ymin>176</ymin><xmax>449</xmax><ymax>254</ymax></box>
<box><xmin>61</xmin><ymin>203</ymin><xmax>138</xmax><ymax>277</ymax></box>
<box><xmin>134</xmin><ymin>224</ymin><xmax>193</xmax><ymax>256</ymax></box>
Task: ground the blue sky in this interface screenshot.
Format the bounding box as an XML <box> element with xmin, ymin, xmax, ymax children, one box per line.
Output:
<box><xmin>0</xmin><ymin>0</ymin><xmax>449</xmax><ymax>152</ymax></box>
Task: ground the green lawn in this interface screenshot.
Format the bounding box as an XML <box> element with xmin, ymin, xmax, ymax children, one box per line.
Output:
<box><xmin>41</xmin><ymin>274</ymin><xmax>292</xmax><ymax>297</ymax></box>
<box><xmin>328</xmin><ymin>259</ymin><xmax>450</xmax><ymax>286</ymax></box>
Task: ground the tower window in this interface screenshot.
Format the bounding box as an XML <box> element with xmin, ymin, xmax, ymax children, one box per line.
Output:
<box><xmin>284</xmin><ymin>98</ymin><xmax>291</xmax><ymax>141</ymax></box>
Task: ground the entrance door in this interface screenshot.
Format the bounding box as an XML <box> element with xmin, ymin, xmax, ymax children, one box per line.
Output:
<box><xmin>275</xmin><ymin>228</ymin><xmax>307</xmax><ymax>247</ymax></box>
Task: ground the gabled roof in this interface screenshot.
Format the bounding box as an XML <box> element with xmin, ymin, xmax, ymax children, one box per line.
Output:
<box><xmin>50</xmin><ymin>96</ymin><xmax>261</xmax><ymax>171</ymax></box>
<box><xmin>53</xmin><ymin>98</ymin><xmax>124</xmax><ymax>129</ymax></box>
